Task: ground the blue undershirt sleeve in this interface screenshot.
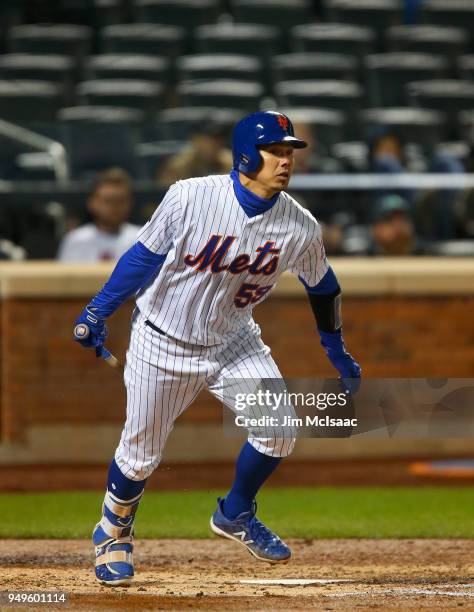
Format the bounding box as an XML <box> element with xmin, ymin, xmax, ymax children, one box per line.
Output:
<box><xmin>299</xmin><ymin>265</ymin><xmax>340</xmax><ymax>295</ymax></box>
<box><xmin>88</xmin><ymin>241</ymin><xmax>167</xmax><ymax>319</ymax></box>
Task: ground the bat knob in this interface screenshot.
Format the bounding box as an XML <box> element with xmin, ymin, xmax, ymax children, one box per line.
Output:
<box><xmin>74</xmin><ymin>323</ymin><xmax>90</xmax><ymax>340</ymax></box>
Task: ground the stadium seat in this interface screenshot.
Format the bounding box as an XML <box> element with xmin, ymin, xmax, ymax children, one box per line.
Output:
<box><xmin>421</xmin><ymin>0</ymin><xmax>474</xmax><ymax>31</ymax></box>
<box><xmin>0</xmin><ymin>0</ymin><xmax>25</xmax><ymax>31</ymax></box>
<box><xmin>134</xmin><ymin>0</ymin><xmax>220</xmax><ymax>29</ymax></box>
<box><xmin>177</xmin><ymin>80</ymin><xmax>263</xmax><ymax>111</ymax></box>
<box><xmin>77</xmin><ymin>79</ymin><xmax>164</xmax><ymax>115</ymax></box>
<box><xmin>365</xmin><ymin>53</ymin><xmax>448</xmax><ymax>108</ymax></box>
<box><xmin>279</xmin><ymin>107</ymin><xmax>346</xmax><ymax>149</ymax></box>
<box><xmin>0</xmin><ymin>80</ymin><xmax>62</xmax><ymax>123</ymax></box>
<box><xmin>360</xmin><ymin>107</ymin><xmax>447</xmax><ymax>150</ymax></box>
<box><xmin>195</xmin><ymin>23</ymin><xmax>280</xmax><ymax>60</ymax></box>
<box><xmin>325</xmin><ymin>0</ymin><xmax>403</xmax><ymax>23</ymax></box>
<box><xmin>386</xmin><ymin>26</ymin><xmax>468</xmax><ymax>66</ymax></box>
<box><xmin>324</xmin><ymin>0</ymin><xmax>403</xmax><ymax>45</ymax></box>
<box><xmin>8</xmin><ymin>24</ymin><xmax>92</xmax><ymax>65</ymax></box>
<box><xmin>93</xmin><ymin>0</ymin><xmax>129</xmax><ymax>26</ymax></box>
<box><xmin>331</xmin><ymin>141</ymin><xmax>369</xmax><ymax>172</ymax></box>
<box><xmin>276</xmin><ymin>80</ymin><xmax>362</xmax><ymax>111</ymax></box>
<box><xmin>0</xmin><ymin>54</ymin><xmax>74</xmax><ymax>102</ymax></box>
<box><xmin>457</xmin><ymin>56</ymin><xmax>474</xmax><ymax>81</ymax></box>
<box><xmin>58</xmin><ymin>105</ymin><xmax>144</xmax><ymax>179</ymax></box>
<box><xmin>101</xmin><ymin>23</ymin><xmax>186</xmax><ymax>58</ymax></box>
<box><xmin>407</xmin><ymin>80</ymin><xmax>474</xmax><ymax>139</ymax></box>
<box><xmin>272</xmin><ymin>53</ymin><xmax>357</xmax><ymax>83</ymax></box>
<box><xmin>136</xmin><ymin>139</ymin><xmax>185</xmax><ymax>180</ymax></box>
<box><xmin>435</xmin><ymin>141</ymin><xmax>469</xmax><ymax>163</ymax></box>
<box><xmin>276</xmin><ymin>80</ymin><xmax>362</xmax><ymax>139</ymax></box>
<box><xmin>291</xmin><ymin>23</ymin><xmax>375</xmax><ymax>59</ymax></box>
<box><xmin>177</xmin><ymin>55</ymin><xmax>263</xmax><ymax>83</ymax></box>
<box><xmin>58</xmin><ymin>0</ymin><xmax>128</xmax><ymax>26</ymax></box>
<box><xmin>85</xmin><ymin>54</ymin><xmax>170</xmax><ymax>83</ymax></box>
<box><xmin>157</xmin><ymin>106</ymin><xmax>244</xmax><ymax>140</ymax></box>
<box><xmin>230</xmin><ymin>0</ymin><xmax>313</xmax><ymax>31</ymax></box>
<box><xmin>457</xmin><ymin>110</ymin><xmax>474</xmax><ymax>143</ymax></box>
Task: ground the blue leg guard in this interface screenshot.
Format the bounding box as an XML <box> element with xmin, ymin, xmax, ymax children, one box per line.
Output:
<box><xmin>93</xmin><ymin>488</ymin><xmax>143</xmax><ymax>586</ymax></box>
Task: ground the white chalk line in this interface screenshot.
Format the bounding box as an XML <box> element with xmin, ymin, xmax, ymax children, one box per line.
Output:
<box><xmin>325</xmin><ymin>586</ymin><xmax>474</xmax><ymax>598</ymax></box>
<box><xmin>239</xmin><ymin>579</ymin><xmax>351</xmax><ymax>586</ymax></box>
<box><xmin>237</xmin><ymin>579</ymin><xmax>474</xmax><ymax>598</ymax></box>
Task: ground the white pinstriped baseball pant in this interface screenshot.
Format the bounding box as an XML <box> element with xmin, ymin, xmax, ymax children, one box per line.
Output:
<box><xmin>115</xmin><ymin>311</ymin><xmax>296</xmax><ymax>480</ymax></box>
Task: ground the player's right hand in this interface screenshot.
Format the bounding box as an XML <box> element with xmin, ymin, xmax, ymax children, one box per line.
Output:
<box><xmin>73</xmin><ymin>307</ymin><xmax>108</xmax><ymax>357</ymax></box>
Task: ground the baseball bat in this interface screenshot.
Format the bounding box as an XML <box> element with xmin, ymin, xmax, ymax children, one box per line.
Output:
<box><xmin>73</xmin><ymin>323</ymin><xmax>122</xmax><ymax>369</ymax></box>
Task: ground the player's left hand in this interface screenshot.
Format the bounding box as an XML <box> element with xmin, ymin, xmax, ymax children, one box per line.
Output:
<box><xmin>74</xmin><ymin>307</ymin><xmax>108</xmax><ymax>358</ymax></box>
<box><xmin>319</xmin><ymin>330</ymin><xmax>361</xmax><ymax>395</ymax></box>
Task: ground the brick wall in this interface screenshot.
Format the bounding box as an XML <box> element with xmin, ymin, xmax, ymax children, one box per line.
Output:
<box><xmin>2</xmin><ymin>295</ymin><xmax>474</xmax><ymax>442</ymax></box>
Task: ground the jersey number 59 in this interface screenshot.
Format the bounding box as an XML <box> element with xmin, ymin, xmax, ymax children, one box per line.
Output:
<box><xmin>234</xmin><ymin>283</ymin><xmax>273</xmax><ymax>308</ymax></box>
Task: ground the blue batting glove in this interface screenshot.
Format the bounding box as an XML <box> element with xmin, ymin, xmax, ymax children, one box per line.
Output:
<box><xmin>74</xmin><ymin>307</ymin><xmax>108</xmax><ymax>357</ymax></box>
<box><xmin>319</xmin><ymin>330</ymin><xmax>361</xmax><ymax>395</ymax></box>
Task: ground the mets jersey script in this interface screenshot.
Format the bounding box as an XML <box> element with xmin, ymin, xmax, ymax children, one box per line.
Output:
<box><xmin>135</xmin><ymin>174</ymin><xmax>329</xmax><ymax>346</ymax></box>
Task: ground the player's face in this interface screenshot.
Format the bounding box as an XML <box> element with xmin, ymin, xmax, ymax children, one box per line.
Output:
<box><xmin>243</xmin><ymin>143</ymin><xmax>295</xmax><ymax>199</ymax></box>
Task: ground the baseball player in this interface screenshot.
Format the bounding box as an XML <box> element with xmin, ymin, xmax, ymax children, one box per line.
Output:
<box><xmin>74</xmin><ymin>110</ymin><xmax>361</xmax><ymax>585</ymax></box>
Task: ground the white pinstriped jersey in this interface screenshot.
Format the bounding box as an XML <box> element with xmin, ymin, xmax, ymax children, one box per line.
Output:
<box><xmin>136</xmin><ymin>174</ymin><xmax>328</xmax><ymax>346</ymax></box>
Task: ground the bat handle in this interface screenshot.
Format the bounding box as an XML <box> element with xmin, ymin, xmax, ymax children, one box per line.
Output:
<box><xmin>101</xmin><ymin>346</ymin><xmax>120</xmax><ymax>368</ymax></box>
<box><xmin>73</xmin><ymin>323</ymin><xmax>121</xmax><ymax>369</ymax></box>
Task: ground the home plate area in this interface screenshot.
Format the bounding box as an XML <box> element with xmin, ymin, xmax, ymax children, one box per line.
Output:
<box><xmin>2</xmin><ymin>539</ymin><xmax>473</xmax><ymax>610</ymax></box>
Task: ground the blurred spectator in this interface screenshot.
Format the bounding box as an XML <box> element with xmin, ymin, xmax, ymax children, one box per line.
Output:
<box><xmin>343</xmin><ymin>194</ymin><xmax>430</xmax><ymax>255</ymax></box>
<box><xmin>417</xmin><ymin>154</ymin><xmax>465</xmax><ymax>241</ymax></box>
<box><xmin>156</xmin><ymin>122</ymin><xmax>233</xmax><ymax>187</ymax></box>
<box><xmin>368</xmin><ymin>126</ymin><xmax>414</xmax><ymax>204</ymax></box>
<box><xmin>320</xmin><ymin>212</ymin><xmax>356</xmax><ymax>256</ymax></box>
<box><xmin>0</xmin><ymin>238</ymin><xmax>26</xmax><ymax>260</ymax></box>
<box><xmin>368</xmin><ymin>126</ymin><xmax>464</xmax><ymax>240</ymax></box>
<box><xmin>57</xmin><ymin>168</ymin><xmax>139</xmax><ymax>262</ymax></box>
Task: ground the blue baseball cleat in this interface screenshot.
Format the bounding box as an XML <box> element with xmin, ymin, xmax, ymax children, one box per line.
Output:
<box><xmin>210</xmin><ymin>497</ymin><xmax>291</xmax><ymax>564</ymax></box>
<box><xmin>92</xmin><ymin>523</ymin><xmax>134</xmax><ymax>586</ymax></box>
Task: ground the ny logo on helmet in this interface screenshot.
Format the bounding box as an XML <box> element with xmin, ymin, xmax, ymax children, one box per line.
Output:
<box><xmin>277</xmin><ymin>115</ymin><xmax>289</xmax><ymax>131</ymax></box>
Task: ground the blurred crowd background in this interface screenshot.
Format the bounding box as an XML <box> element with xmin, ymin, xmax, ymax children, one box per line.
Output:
<box><xmin>1</xmin><ymin>0</ymin><xmax>474</xmax><ymax>261</ymax></box>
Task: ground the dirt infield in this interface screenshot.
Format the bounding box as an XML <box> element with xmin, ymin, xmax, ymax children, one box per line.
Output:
<box><xmin>1</xmin><ymin>539</ymin><xmax>473</xmax><ymax>610</ymax></box>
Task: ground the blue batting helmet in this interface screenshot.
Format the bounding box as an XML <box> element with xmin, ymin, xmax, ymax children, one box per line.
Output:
<box><xmin>232</xmin><ymin>110</ymin><xmax>307</xmax><ymax>174</ymax></box>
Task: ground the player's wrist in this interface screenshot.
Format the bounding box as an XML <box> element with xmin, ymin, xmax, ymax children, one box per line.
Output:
<box><xmin>85</xmin><ymin>304</ymin><xmax>107</xmax><ymax>323</ymax></box>
<box><xmin>319</xmin><ymin>329</ymin><xmax>346</xmax><ymax>356</ymax></box>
